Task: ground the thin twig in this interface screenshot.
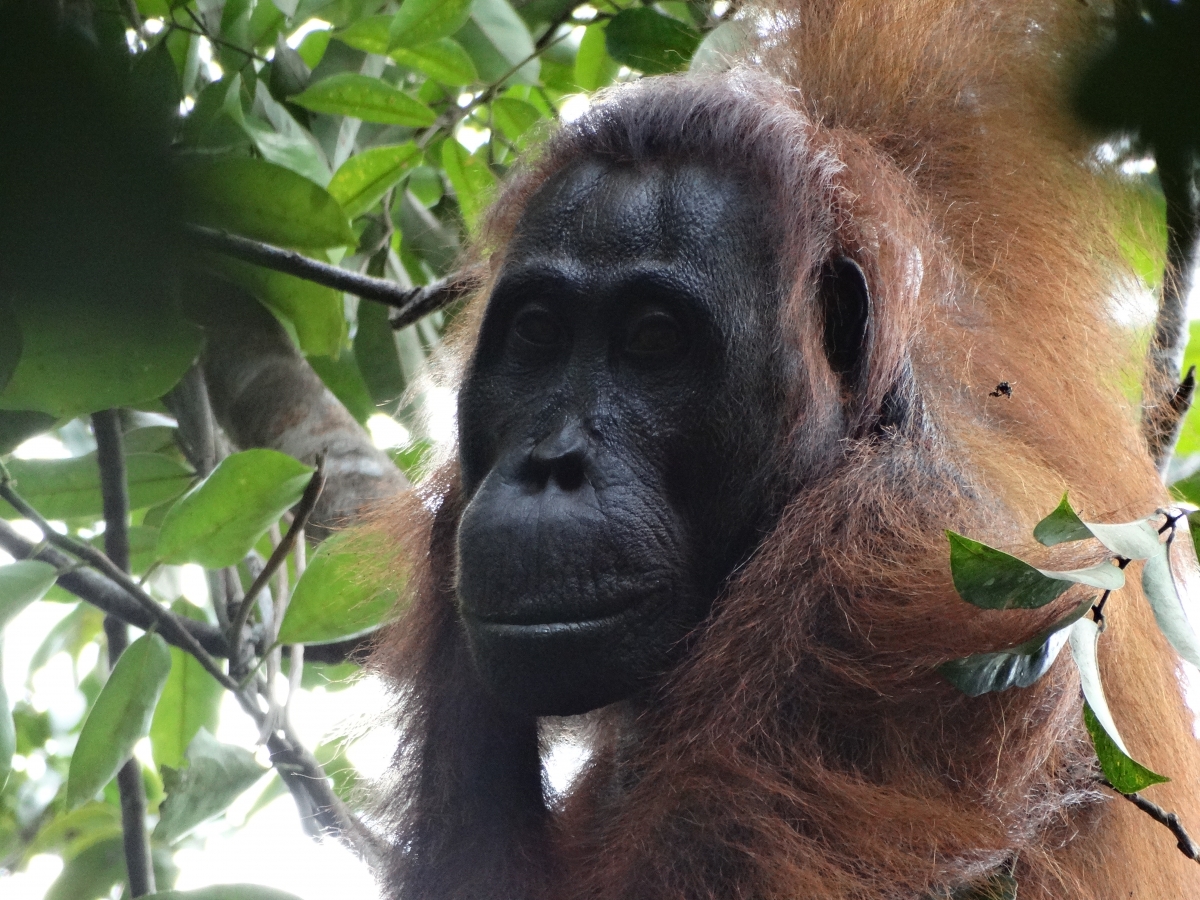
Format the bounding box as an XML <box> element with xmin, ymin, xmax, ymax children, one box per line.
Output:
<box><xmin>92</xmin><ymin>410</ymin><xmax>155</xmax><ymax>898</ymax></box>
<box><xmin>229</xmin><ymin>458</ymin><xmax>326</xmax><ymax>651</ymax></box>
<box><xmin>187</xmin><ymin>225</ymin><xmax>481</xmax><ymax>328</ymax></box>
<box><xmin>0</xmin><ymin>464</ymin><xmax>238</xmax><ymax>691</ymax></box>
<box><xmin>1100</xmin><ymin>778</ymin><xmax>1200</xmax><ymax>863</ymax></box>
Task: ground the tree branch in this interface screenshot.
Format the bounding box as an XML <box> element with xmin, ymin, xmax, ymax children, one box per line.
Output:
<box><xmin>1100</xmin><ymin>779</ymin><xmax>1200</xmax><ymax>863</ymax></box>
<box><xmin>92</xmin><ymin>409</ymin><xmax>155</xmax><ymax>898</ymax></box>
<box><xmin>186</xmin><ymin>225</ymin><xmax>480</xmax><ymax>330</ymax></box>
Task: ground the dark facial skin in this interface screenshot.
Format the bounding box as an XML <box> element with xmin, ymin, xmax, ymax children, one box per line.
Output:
<box><xmin>455</xmin><ymin>159</ymin><xmax>790</xmax><ymax>716</ymax></box>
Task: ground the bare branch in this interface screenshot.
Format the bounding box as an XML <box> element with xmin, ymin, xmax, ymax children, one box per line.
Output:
<box><xmin>1100</xmin><ymin>779</ymin><xmax>1200</xmax><ymax>863</ymax></box>
<box><xmin>92</xmin><ymin>409</ymin><xmax>155</xmax><ymax>898</ymax></box>
<box><xmin>187</xmin><ymin>225</ymin><xmax>480</xmax><ymax>329</ymax></box>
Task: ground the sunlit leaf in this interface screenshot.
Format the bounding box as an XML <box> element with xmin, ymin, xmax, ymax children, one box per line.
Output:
<box><xmin>156</xmin><ymin>449</ymin><xmax>314</xmax><ymax>569</ymax></box>
<box><xmin>606</xmin><ymin>8</ymin><xmax>701</xmax><ymax>75</ymax></box>
<box><xmin>292</xmin><ymin>74</ymin><xmax>436</xmax><ymax>127</ymax></box>
<box><xmin>388</xmin><ymin>0</ymin><xmax>473</xmax><ymax>50</ymax></box>
<box><xmin>947</xmin><ymin>531</ymin><xmax>1122</xmax><ymax>610</ymax></box>
<box><xmin>1</xmin><ymin>453</ymin><xmax>194</xmax><ymax>521</ymax></box>
<box><xmin>277</xmin><ymin>531</ymin><xmax>400</xmax><ymax>644</ymax></box>
<box><xmin>442</xmin><ymin>140</ymin><xmax>497</xmax><ymax>230</ymax></box>
<box><xmin>155</xmin><ymin>729</ymin><xmax>267</xmax><ymax>844</ymax></box>
<box><xmin>0</xmin><ymin>560</ymin><xmax>58</xmax><ymax>627</ymax></box>
<box><xmin>1033</xmin><ymin>494</ymin><xmax>1094</xmax><ymax>546</ymax></box>
<box><xmin>938</xmin><ymin>598</ymin><xmax>1090</xmax><ymax>696</ymax></box>
<box><xmin>150</xmin><ymin>601</ymin><xmax>223</xmax><ymax>770</ymax></box>
<box><xmin>328</xmin><ymin>143</ymin><xmax>422</xmax><ymax>219</ymax></box>
<box><xmin>180</xmin><ymin>156</ymin><xmax>355</xmax><ymax>249</ymax></box>
<box><xmin>1142</xmin><ymin>523</ymin><xmax>1200</xmax><ymax>669</ymax></box>
<box><xmin>25</xmin><ymin>802</ymin><xmax>122</xmax><ymax>862</ymax></box>
<box><xmin>575</xmin><ymin>23</ymin><xmax>617</xmax><ymax>91</ymax></box>
<box><xmin>67</xmin><ymin>632</ymin><xmax>172</xmax><ymax>807</ymax></box>
<box><xmin>471</xmin><ymin>0</ymin><xmax>538</xmax><ymax>82</ymax></box>
<box><xmin>492</xmin><ymin>97</ymin><xmax>541</xmax><ymax>143</ymax></box>
<box><xmin>1083</xmin><ymin>701</ymin><xmax>1169</xmax><ymax>794</ymax></box>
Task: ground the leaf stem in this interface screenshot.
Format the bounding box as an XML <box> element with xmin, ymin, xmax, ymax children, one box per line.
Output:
<box><xmin>1099</xmin><ymin>778</ymin><xmax>1200</xmax><ymax>864</ymax></box>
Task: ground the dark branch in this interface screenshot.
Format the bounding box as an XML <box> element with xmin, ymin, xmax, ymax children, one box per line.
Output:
<box><xmin>1100</xmin><ymin>779</ymin><xmax>1200</xmax><ymax>863</ymax></box>
<box><xmin>0</xmin><ymin>519</ymin><xmax>229</xmax><ymax>656</ymax></box>
<box><xmin>186</xmin><ymin>225</ymin><xmax>480</xmax><ymax>329</ymax></box>
<box><xmin>92</xmin><ymin>410</ymin><xmax>155</xmax><ymax>898</ymax></box>
<box><xmin>0</xmin><ymin>473</ymin><xmax>237</xmax><ymax>690</ymax></box>
<box><xmin>1144</xmin><ymin>145</ymin><xmax>1199</xmax><ymax>476</ymax></box>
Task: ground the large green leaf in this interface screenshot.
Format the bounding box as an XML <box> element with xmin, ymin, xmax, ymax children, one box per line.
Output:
<box><xmin>156</xmin><ymin>449</ymin><xmax>313</xmax><ymax>569</ymax></box>
<box><xmin>0</xmin><ymin>560</ymin><xmax>59</xmax><ymax>626</ymax></box>
<box><xmin>215</xmin><ymin>257</ymin><xmax>347</xmax><ymax>357</ymax></box>
<box><xmin>154</xmin><ymin>729</ymin><xmax>266</xmax><ymax>844</ymax></box>
<box><xmin>1141</xmin><ymin>525</ymin><xmax>1200</xmax><ymax>669</ymax></box>
<box><xmin>43</xmin><ymin>836</ymin><xmax>126</xmax><ymax>900</ymax></box>
<box><xmin>25</xmin><ymin>802</ymin><xmax>123</xmax><ymax>861</ymax></box>
<box><xmin>0</xmin><ymin>299</ymin><xmax>201</xmax><ymax>418</ymax></box>
<box><xmin>606</xmin><ymin>8</ymin><xmax>701</xmax><ymax>75</ymax></box>
<box><xmin>2</xmin><ymin>452</ymin><xmax>192</xmax><ymax>521</ymax></box>
<box><xmin>150</xmin><ymin>601</ymin><xmax>223</xmax><ymax>770</ymax></box>
<box><xmin>292</xmin><ymin>74</ymin><xmax>436</xmax><ymax>127</ymax></box>
<box><xmin>180</xmin><ymin>156</ymin><xmax>355</xmax><ymax>249</ymax></box>
<box><xmin>575</xmin><ymin>22</ymin><xmax>618</xmax><ymax>91</ymax></box>
<box><xmin>387</xmin><ymin>0</ymin><xmax>473</xmax><ymax>50</ymax></box>
<box><xmin>1</xmin><ymin>453</ymin><xmax>194</xmax><ymax>521</ymax></box>
<box><xmin>67</xmin><ymin>632</ymin><xmax>172</xmax><ymax>807</ymax></box>
<box><xmin>1084</xmin><ymin>518</ymin><xmax>1164</xmax><ymax>560</ymax></box>
<box><xmin>146</xmin><ymin>886</ymin><xmax>304</xmax><ymax>900</ymax></box>
<box><xmin>946</xmin><ymin>531</ymin><xmax>1123</xmax><ymax>610</ymax></box>
<box><xmin>328</xmin><ymin>143</ymin><xmax>422</xmax><ymax>219</ymax></box>
<box><xmin>277</xmin><ymin>531</ymin><xmax>400</xmax><ymax>644</ymax></box>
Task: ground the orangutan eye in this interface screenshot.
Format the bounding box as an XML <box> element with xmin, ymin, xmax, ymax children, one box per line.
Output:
<box><xmin>512</xmin><ymin>306</ymin><xmax>564</xmax><ymax>348</ymax></box>
<box><xmin>624</xmin><ymin>310</ymin><xmax>685</xmax><ymax>359</ymax></box>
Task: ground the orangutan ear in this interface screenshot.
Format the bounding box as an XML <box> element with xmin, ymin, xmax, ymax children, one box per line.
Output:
<box><xmin>819</xmin><ymin>256</ymin><xmax>871</xmax><ymax>391</ymax></box>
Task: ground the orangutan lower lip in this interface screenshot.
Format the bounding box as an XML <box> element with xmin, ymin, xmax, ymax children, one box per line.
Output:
<box><xmin>462</xmin><ymin>596</ymin><xmax>642</xmax><ymax>630</ymax></box>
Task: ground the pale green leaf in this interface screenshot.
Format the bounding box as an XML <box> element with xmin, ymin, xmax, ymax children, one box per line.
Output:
<box><xmin>575</xmin><ymin>23</ymin><xmax>617</xmax><ymax>91</ymax></box>
<box><xmin>156</xmin><ymin>450</ymin><xmax>313</xmax><ymax>569</ymax></box>
<box><xmin>328</xmin><ymin>143</ymin><xmax>422</xmax><ymax>219</ymax></box>
<box><xmin>0</xmin><ymin>560</ymin><xmax>59</xmax><ymax>627</ymax></box>
<box><xmin>1142</xmin><ymin>525</ymin><xmax>1200</xmax><ymax>669</ymax></box>
<box><xmin>1</xmin><ymin>453</ymin><xmax>194</xmax><ymax>521</ymax></box>
<box><xmin>1068</xmin><ymin>618</ymin><xmax>1129</xmax><ymax>754</ymax></box>
<box><xmin>154</xmin><ymin>729</ymin><xmax>266</xmax><ymax>844</ymax></box>
<box><xmin>292</xmin><ymin>74</ymin><xmax>436</xmax><ymax>127</ymax></box>
<box><xmin>67</xmin><ymin>633</ymin><xmax>172</xmax><ymax>807</ymax></box>
<box><xmin>150</xmin><ymin>601</ymin><xmax>223</xmax><ymax>770</ymax></box>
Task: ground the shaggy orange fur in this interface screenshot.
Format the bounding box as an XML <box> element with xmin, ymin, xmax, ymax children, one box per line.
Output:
<box><xmin>366</xmin><ymin>1</ymin><xmax>1200</xmax><ymax>897</ymax></box>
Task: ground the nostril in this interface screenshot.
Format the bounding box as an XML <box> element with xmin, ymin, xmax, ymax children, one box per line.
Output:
<box><xmin>529</xmin><ymin>424</ymin><xmax>589</xmax><ymax>491</ymax></box>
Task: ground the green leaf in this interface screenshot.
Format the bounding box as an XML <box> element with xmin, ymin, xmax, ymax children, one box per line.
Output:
<box><xmin>575</xmin><ymin>23</ymin><xmax>617</xmax><ymax>91</ymax></box>
<box><xmin>0</xmin><ymin>410</ymin><xmax>57</xmax><ymax>455</ymax></box>
<box><xmin>156</xmin><ymin>449</ymin><xmax>313</xmax><ymax>569</ymax></box>
<box><xmin>392</xmin><ymin>38</ymin><xmax>478</xmax><ymax>86</ymax></box>
<box><xmin>0</xmin><ymin>560</ymin><xmax>59</xmax><ymax>627</ymax></box>
<box><xmin>606</xmin><ymin>8</ymin><xmax>701</xmax><ymax>75</ymax></box>
<box><xmin>1033</xmin><ymin>494</ymin><xmax>1094</xmax><ymax>546</ymax></box>
<box><xmin>442</xmin><ymin>140</ymin><xmax>497</xmax><ymax>230</ymax></box>
<box><xmin>0</xmin><ymin>648</ymin><xmax>11</xmax><ymax>788</ymax></box>
<box><xmin>292</xmin><ymin>73</ymin><xmax>436</xmax><ymax>127</ymax></box>
<box><xmin>88</xmin><ymin>525</ymin><xmax>160</xmax><ymax>575</ymax></box>
<box><xmin>1</xmin><ymin>453</ymin><xmax>194</xmax><ymax>521</ymax></box>
<box><xmin>25</xmin><ymin>802</ymin><xmax>122</xmax><ymax>861</ymax></box>
<box><xmin>333</xmin><ymin>15</ymin><xmax>392</xmax><ymax>53</ymax></box>
<box><xmin>150</xmin><ymin>601</ymin><xmax>223</xmax><ymax>770</ymax></box>
<box><xmin>67</xmin><ymin>632</ymin><xmax>172</xmax><ymax>807</ymax></box>
<box><xmin>154</xmin><ymin>729</ymin><xmax>266</xmax><ymax>844</ymax></box>
<box><xmin>938</xmin><ymin>597</ymin><xmax>1091</xmax><ymax>696</ymax></box>
<box><xmin>1176</xmin><ymin>321</ymin><xmax>1200</xmax><ymax>456</ymax></box>
<box><xmin>0</xmin><ymin>299</ymin><xmax>201</xmax><ymax>418</ymax></box>
<box><xmin>145</xmin><ymin>886</ymin><xmax>305</xmax><ymax>900</ymax></box>
<box><xmin>277</xmin><ymin>531</ymin><xmax>400</xmax><ymax>644</ymax></box>
<box><xmin>180</xmin><ymin>156</ymin><xmax>355</xmax><ymax>249</ymax></box>
<box><xmin>492</xmin><ymin>97</ymin><xmax>541</xmax><ymax>143</ymax></box>
<box><xmin>388</xmin><ymin>0</ymin><xmax>473</xmax><ymax>50</ymax></box>
<box><xmin>946</xmin><ymin>531</ymin><xmax>1122</xmax><ymax>610</ymax></box>
<box><xmin>215</xmin><ymin>258</ymin><xmax>347</xmax><ymax>357</ymax></box>
<box><xmin>1084</xmin><ymin>702</ymin><xmax>1169</xmax><ymax>794</ymax></box>
<box><xmin>470</xmin><ymin>0</ymin><xmax>538</xmax><ymax>82</ymax></box>
<box><xmin>354</xmin><ymin>300</ymin><xmax>407</xmax><ymax>409</ymax></box>
<box><xmin>44</xmin><ymin>836</ymin><xmax>126</xmax><ymax>900</ymax></box>
<box><xmin>328</xmin><ymin>143</ymin><xmax>422</xmax><ymax>219</ymax></box>
<box><xmin>1141</xmin><ymin>525</ymin><xmax>1200</xmax><ymax>669</ymax></box>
